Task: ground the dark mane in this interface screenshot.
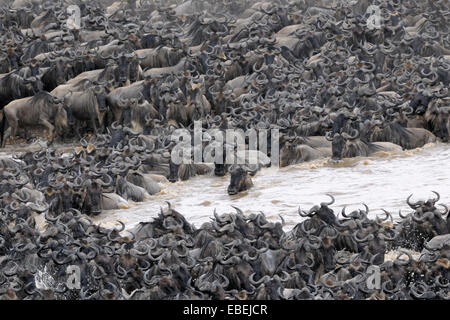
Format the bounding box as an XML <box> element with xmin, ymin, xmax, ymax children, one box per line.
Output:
<box><xmin>388</xmin><ymin>122</ymin><xmax>411</xmax><ymax>142</ymax></box>
<box><xmin>1</xmin><ymin>71</ymin><xmax>23</xmax><ymax>85</ymax></box>
<box><xmin>30</xmin><ymin>91</ymin><xmax>55</xmax><ymax>108</ymax></box>
<box><xmin>0</xmin><ymin>71</ymin><xmax>27</xmax><ymax>103</ymax></box>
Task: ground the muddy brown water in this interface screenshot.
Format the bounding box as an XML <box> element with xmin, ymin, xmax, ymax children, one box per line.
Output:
<box><xmin>87</xmin><ymin>142</ymin><xmax>450</xmax><ymax>231</ymax></box>
<box><xmin>2</xmin><ymin>141</ymin><xmax>449</xmax><ymax>260</ymax></box>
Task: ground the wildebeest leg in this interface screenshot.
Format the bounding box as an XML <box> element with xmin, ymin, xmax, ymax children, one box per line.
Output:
<box><xmin>39</xmin><ymin>119</ymin><xmax>55</xmax><ymax>142</ymax></box>
<box><xmin>113</xmin><ymin>107</ymin><xmax>122</xmax><ymax>123</ymax></box>
<box><xmin>1</xmin><ymin>128</ymin><xmax>11</xmax><ymax>148</ymax></box>
<box><xmin>74</xmin><ymin>121</ymin><xmax>82</xmax><ymax>140</ymax></box>
<box><xmin>10</xmin><ymin>118</ymin><xmax>18</xmax><ymax>142</ymax></box>
<box><xmin>97</xmin><ymin>112</ymin><xmax>105</xmax><ymax>134</ymax></box>
<box><xmin>23</xmin><ymin>127</ymin><xmax>34</xmax><ymax>142</ymax></box>
<box><xmin>91</xmin><ymin>117</ymin><xmax>98</xmax><ymax>134</ymax></box>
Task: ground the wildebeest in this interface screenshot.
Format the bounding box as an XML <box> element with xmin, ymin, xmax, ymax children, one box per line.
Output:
<box><xmin>63</xmin><ymin>85</ymin><xmax>109</xmax><ymax>137</ymax></box>
<box><xmin>227</xmin><ymin>165</ymin><xmax>254</xmax><ymax>195</ymax></box>
<box><xmin>370</xmin><ymin>122</ymin><xmax>437</xmax><ymax>150</ymax></box>
<box><xmin>212</xmin><ymin>140</ymin><xmax>271</xmax><ymax>177</ymax></box>
<box><xmin>134</xmin><ymin>46</ymin><xmax>185</xmax><ymax>70</ymax></box>
<box><xmin>0</xmin><ymin>71</ymin><xmax>43</xmax><ymax>109</ymax></box>
<box><xmin>40</xmin><ymin>56</ymin><xmax>75</xmax><ymax>91</ymax></box>
<box><xmin>106</xmin><ymin>80</ymin><xmax>146</xmax><ymax>122</ymax></box>
<box><xmin>168</xmin><ymin>158</ymin><xmax>214</xmax><ymax>183</ymax></box>
<box><xmin>280</xmin><ymin>139</ymin><xmax>331</xmax><ymax>167</ymax></box>
<box><xmin>186</xmin><ymin>86</ymin><xmax>211</xmax><ymax>123</ymax></box>
<box><xmin>80</xmin><ymin>179</ymin><xmax>104</xmax><ymax>216</ymax></box>
<box><xmin>328</xmin><ymin>130</ymin><xmax>403</xmax><ymax>161</ymax></box>
<box><xmin>116</xmin><ymin>176</ymin><xmax>150</xmax><ymax>202</ymax></box>
<box><xmin>166</xmin><ymin>98</ymin><xmax>189</xmax><ymax>127</ymax></box>
<box><xmin>126</xmin><ymin>170</ymin><xmax>160</xmax><ymax>195</ymax></box>
<box><xmin>102</xmin><ymin>193</ymin><xmax>130</xmax><ymax>210</ymax></box>
<box><xmin>143</xmin><ymin>57</ymin><xmax>188</xmax><ymax>78</ymax></box>
<box><xmin>1</xmin><ymin>91</ymin><xmax>69</xmax><ymax>147</ymax></box>
<box><xmin>130</xmin><ymin>97</ymin><xmax>160</xmax><ymax>133</ymax></box>
<box><xmin>425</xmin><ymin>98</ymin><xmax>449</xmax><ymax>142</ymax></box>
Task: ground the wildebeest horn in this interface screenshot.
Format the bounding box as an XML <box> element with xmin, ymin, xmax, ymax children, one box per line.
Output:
<box><xmin>406</xmin><ymin>194</ymin><xmax>421</xmax><ymax>209</ymax></box>
<box><xmin>320</xmin><ymin>194</ymin><xmax>335</xmax><ymax>207</ymax></box>
<box><xmin>298</xmin><ymin>206</ymin><xmax>315</xmax><ymax>218</ymax></box>
<box><xmin>249</xmin><ymin>273</ymin><xmax>270</xmax><ymax>285</ymax></box>
<box><xmin>353</xmin><ymin>230</ymin><xmax>374</xmax><ymax>243</ymax></box>
<box><xmin>430</xmin><ymin>191</ymin><xmax>440</xmax><ymax>204</ymax></box>
<box><xmin>436</xmin><ymin>204</ymin><xmax>448</xmax><ymax>216</ymax></box>
<box><xmin>26</xmin><ymin>202</ymin><xmax>49</xmax><ymax>213</ymax></box>
<box><xmin>411</xmin><ymin>211</ymin><xmax>435</xmax><ymax>223</ymax></box>
<box><xmin>345</xmin><ymin>129</ymin><xmax>359</xmax><ymax>140</ymax></box>
<box><xmin>398</xmin><ymin>209</ymin><xmax>411</xmax><ymax>219</ymax></box>
<box><xmin>377</xmin><ymin>209</ymin><xmax>393</xmax><ymax>222</ymax></box>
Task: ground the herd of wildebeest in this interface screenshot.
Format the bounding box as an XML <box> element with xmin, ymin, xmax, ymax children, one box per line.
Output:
<box><xmin>0</xmin><ymin>0</ymin><xmax>449</xmax><ymax>300</ymax></box>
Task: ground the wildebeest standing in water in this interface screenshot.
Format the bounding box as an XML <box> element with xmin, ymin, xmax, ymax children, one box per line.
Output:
<box><xmin>328</xmin><ymin>129</ymin><xmax>403</xmax><ymax>161</ymax></box>
<box><xmin>369</xmin><ymin>121</ymin><xmax>437</xmax><ymax>150</ymax></box>
<box><xmin>1</xmin><ymin>91</ymin><xmax>69</xmax><ymax>147</ymax></box>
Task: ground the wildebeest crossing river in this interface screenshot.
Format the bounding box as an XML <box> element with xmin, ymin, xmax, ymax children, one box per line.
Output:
<box><xmin>93</xmin><ymin>142</ymin><xmax>450</xmax><ymax>231</ymax></box>
<box><xmin>1</xmin><ymin>0</ymin><xmax>449</xmax><ymax>301</ymax></box>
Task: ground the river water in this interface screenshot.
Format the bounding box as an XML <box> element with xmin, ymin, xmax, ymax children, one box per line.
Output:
<box><xmin>94</xmin><ymin>142</ymin><xmax>450</xmax><ymax>231</ymax></box>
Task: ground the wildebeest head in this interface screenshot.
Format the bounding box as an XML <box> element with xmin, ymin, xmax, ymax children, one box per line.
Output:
<box><xmin>227</xmin><ymin>165</ymin><xmax>253</xmax><ymax>195</ymax></box>
<box><xmin>329</xmin><ymin>132</ymin><xmax>345</xmax><ymax>160</ymax></box>
<box><xmin>328</xmin><ymin>129</ymin><xmax>361</xmax><ymax>160</ymax></box>
<box><xmin>302</xmin><ymin>195</ymin><xmax>337</xmax><ymax>226</ymax></box>
<box><xmin>140</xmin><ymin>34</ymin><xmax>162</xmax><ymax>49</ymax></box>
<box><xmin>115</xmin><ymin>53</ymin><xmax>133</xmax><ymax>85</ymax></box>
<box><xmin>168</xmin><ymin>159</ymin><xmax>196</xmax><ymax>183</ymax></box>
<box><xmin>46</xmin><ymin>58</ymin><xmax>73</xmax><ymax>88</ymax></box>
<box><xmin>332</xmin><ymin>113</ymin><xmax>348</xmax><ymax>135</ymax></box>
<box><xmin>24</xmin><ymin>75</ymin><xmax>44</xmax><ymax>96</ymax></box>
<box><xmin>82</xmin><ymin>180</ymin><xmax>103</xmax><ymax>215</ymax></box>
<box><xmin>410</xmin><ymin>93</ymin><xmax>432</xmax><ymax>114</ymax></box>
<box><xmin>57</xmin><ymin>183</ymin><xmax>74</xmax><ymax>214</ymax></box>
<box><xmin>93</xmin><ymin>86</ymin><xmax>108</xmax><ymax>113</ymax></box>
<box><xmin>426</xmin><ymin>100</ymin><xmax>449</xmax><ymax>142</ymax></box>
<box><xmin>279</xmin><ymin>139</ymin><xmax>298</xmax><ymax>167</ymax></box>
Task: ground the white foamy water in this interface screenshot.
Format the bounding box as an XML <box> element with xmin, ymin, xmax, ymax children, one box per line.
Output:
<box><xmin>94</xmin><ymin>142</ymin><xmax>450</xmax><ymax>231</ymax></box>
